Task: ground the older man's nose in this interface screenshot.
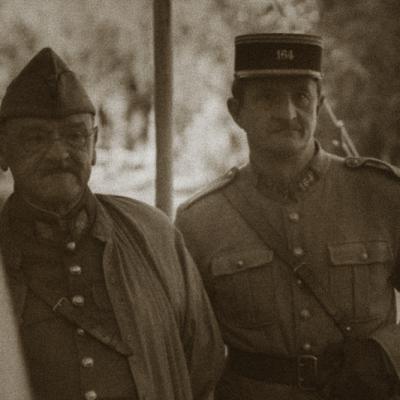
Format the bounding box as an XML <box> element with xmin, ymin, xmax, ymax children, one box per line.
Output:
<box><xmin>44</xmin><ymin>137</ymin><xmax>69</xmax><ymax>160</ymax></box>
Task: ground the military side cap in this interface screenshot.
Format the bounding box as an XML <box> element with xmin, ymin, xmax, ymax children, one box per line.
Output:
<box><xmin>234</xmin><ymin>33</ymin><xmax>323</xmax><ymax>80</ymax></box>
<box><xmin>0</xmin><ymin>47</ymin><xmax>95</xmax><ymax>120</ymax></box>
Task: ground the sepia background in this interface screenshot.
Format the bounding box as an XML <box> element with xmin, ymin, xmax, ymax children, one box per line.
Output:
<box><xmin>0</xmin><ymin>0</ymin><xmax>399</xmax><ymax>209</ymax></box>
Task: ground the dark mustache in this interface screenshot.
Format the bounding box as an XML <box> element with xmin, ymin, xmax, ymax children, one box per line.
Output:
<box><xmin>272</xmin><ymin>122</ymin><xmax>302</xmax><ymax>132</ymax></box>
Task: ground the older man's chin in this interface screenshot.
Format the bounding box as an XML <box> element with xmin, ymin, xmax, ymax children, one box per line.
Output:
<box><xmin>26</xmin><ymin>180</ymin><xmax>85</xmax><ymax>212</ymax></box>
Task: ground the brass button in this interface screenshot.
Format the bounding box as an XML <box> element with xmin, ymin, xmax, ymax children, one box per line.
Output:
<box><xmin>300</xmin><ymin>309</ymin><xmax>311</xmax><ymax>320</ymax></box>
<box><xmin>296</xmin><ymin>279</ymin><xmax>303</xmax><ymax>286</ymax></box>
<box><xmin>345</xmin><ymin>325</ymin><xmax>352</xmax><ymax>332</ymax></box>
<box><xmin>288</xmin><ymin>212</ymin><xmax>300</xmax><ymax>222</ymax></box>
<box><xmin>84</xmin><ymin>390</ymin><xmax>97</xmax><ymax>400</ymax></box>
<box><xmin>360</xmin><ymin>252</ymin><xmax>368</xmax><ymax>261</ymax></box>
<box><xmin>293</xmin><ymin>247</ymin><xmax>304</xmax><ymax>257</ymax></box>
<box><xmin>77</xmin><ymin>328</ymin><xmax>85</xmax><ymax>336</ymax></box>
<box><xmin>72</xmin><ymin>295</ymin><xmax>85</xmax><ymax>307</ymax></box>
<box><xmin>81</xmin><ymin>357</ymin><xmax>94</xmax><ymax>368</ymax></box>
<box><xmin>236</xmin><ymin>260</ymin><xmax>244</xmax><ymax>268</ymax></box>
<box><xmin>66</xmin><ymin>241</ymin><xmax>76</xmax><ymax>251</ymax></box>
<box><xmin>302</xmin><ymin>342</ymin><xmax>312</xmax><ymax>352</ymax></box>
<box><xmin>69</xmin><ymin>265</ymin><xmax>82</xmax><ymax>275</ymax></box>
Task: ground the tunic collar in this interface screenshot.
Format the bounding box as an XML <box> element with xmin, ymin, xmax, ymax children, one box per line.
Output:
<box><xmin>6</xmin><ymin>187</ymin><xmax>97</xmax><ymax>244</ymax></box>
<box><xmin>248</xmin><ymin>141</ymin><xmax>331</xmax><ymax>202</ymax></box>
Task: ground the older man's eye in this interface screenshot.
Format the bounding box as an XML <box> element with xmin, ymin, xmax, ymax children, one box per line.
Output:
<box><xmin>64</xmin><ymin>129</ymin><xmax>88</xmax><ymax>147</ymax></box>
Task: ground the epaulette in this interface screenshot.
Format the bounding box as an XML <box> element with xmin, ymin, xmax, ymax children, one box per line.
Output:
<box><xmin>178</xmin><ymin>167</ymin><xmax>239</xmax><ymax>212</ymax></box>
<box><xmin>345</xmin><ymin>156</ymin><xmax>400</xmax><ymax>179</ymax></box>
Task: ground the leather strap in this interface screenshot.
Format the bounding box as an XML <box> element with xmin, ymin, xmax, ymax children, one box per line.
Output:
<box><xmin>223</xmin><ymin>179</ymin><xmax>350</xmax><ymax>337</ymax></box>
<box><xmin>27</xmin><ymin>279</ymin><xmax>133</xmax><ymax>356</ymax></box>
<box><xmin>228</xmin><ymin>347</ymin><xmax>327</xmax><ymax>390</ymax></box>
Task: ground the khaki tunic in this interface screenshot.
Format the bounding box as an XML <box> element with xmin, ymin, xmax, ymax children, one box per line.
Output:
<box><xmin>176</xmin><ymin>147</ymin><xmax>400</xmax><ymax>399</ymax></box>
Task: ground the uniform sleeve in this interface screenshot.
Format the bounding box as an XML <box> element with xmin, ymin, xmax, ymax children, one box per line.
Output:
<box><xmin>370</xmin><ymin>323</ymin><xmax>400</xmax><ymax>380</ymax></box>
<box><xmin>174</xmin><ymin>229</ymin><xmax>225</xmax><ymax>400</ymax></box>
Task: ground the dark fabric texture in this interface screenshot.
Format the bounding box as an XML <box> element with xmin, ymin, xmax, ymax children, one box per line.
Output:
<box><xmin>0</xmin><ymin>47</ymin><xmax>95</xmax><ymax>120</ymax></box>
<box><xmin>0</xmin><ymin>190</ymin><xmax>225</xmax><ymax>400</ymax></box>
<box><xmin>323</xmin><ymin>339</ymin><xmax>398</xmax><ymax>400</ymax></box>
<box><xmin>9</xmin><ymin>190</ymin><xmax>137</xmax><ymax>400</ymax></box>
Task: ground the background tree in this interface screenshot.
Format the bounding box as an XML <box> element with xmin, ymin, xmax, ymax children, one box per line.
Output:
<box><xmin>0</xmin><ymin>0</ymin><xmax>398</xmax><ymax>205</ymax></box>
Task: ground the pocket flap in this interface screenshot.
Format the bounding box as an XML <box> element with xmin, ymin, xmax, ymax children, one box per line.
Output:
<box><xmin>212</xmin><ymin>247</ymin><xmax>273</xmax><ymax>277</ymax></box>
<box><xmin>329</xmin><ymin>241</ymin><xmax>392</xmax><ymax>265</ymax></box>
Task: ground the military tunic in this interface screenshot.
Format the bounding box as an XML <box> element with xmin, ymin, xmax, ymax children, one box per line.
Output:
<box><xmin>1</xmin><ymin>190</ymin><xmax>225</xmax><ymax>400</ymax></box>
<box><xmin>6</xmin><ymin>191</ymin><xmax>137</xmax><ymax>400</ymax></box>
<box><xmin>175</xmin><ymin>146</ymin><xmax>400</xmax><ymax>399</ymax></box>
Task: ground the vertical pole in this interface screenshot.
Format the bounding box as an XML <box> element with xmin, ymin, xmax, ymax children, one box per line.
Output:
<box><xmin>153</xmin><ymin>0</ymin><xmax>173</xmax><ymax>216</ymax></box>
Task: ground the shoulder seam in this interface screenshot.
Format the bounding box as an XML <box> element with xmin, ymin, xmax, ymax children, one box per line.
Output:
<box><xmin>345</xmin><ymin>156</ymin><xmax>400</xmax><ymax>179</ymax></box>
<box><xmin>178</xmin><ymin>167</ymin><xmax>239</xmax><ymax>212</ymax></box>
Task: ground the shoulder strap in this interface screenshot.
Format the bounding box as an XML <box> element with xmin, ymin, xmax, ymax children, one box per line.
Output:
<box><xmin>178</xmin><ymin>167</ymin><xmax>239</xmax><ymax>212</ymax></box>
<box><xmin>27</xmin><ymin>278</ymin><xmax>133</xmax><ymax>356</ymax></box>
<box><xmin>345</xmin><ymin>156</ymin><xmax>400</xmax><ymax>179</ymax></box>
<box><xmin>222</xmin><ymin>180</ymin><xmax>351</xmax><ymax>337</ymax></box>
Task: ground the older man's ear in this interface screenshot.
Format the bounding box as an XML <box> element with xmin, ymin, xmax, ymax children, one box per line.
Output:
<box><xmin>0</xmin><ymin>134</ymin><xmax>9</xmax><ymax>172</ymax></box>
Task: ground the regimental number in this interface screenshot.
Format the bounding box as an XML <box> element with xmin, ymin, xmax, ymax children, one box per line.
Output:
<box><xmin>277</xmin><ymin>49</ymin><xmax>294</xmax><ymax>61</ymax></box>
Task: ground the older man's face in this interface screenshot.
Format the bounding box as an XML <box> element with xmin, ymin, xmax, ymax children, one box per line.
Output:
<box><xmin>0</xmin><ymin>113</ymin><xmax>97</xmax><ymax>212</ymax></box>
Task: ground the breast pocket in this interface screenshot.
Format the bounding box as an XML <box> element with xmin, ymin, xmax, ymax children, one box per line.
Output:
<box><xmin>211</xmin><ymin>247</ymin><xmax>276</xmax><ymax>328</ymax></box>
<box><xmin>328</xmin><ymin>240</ymin><xmax>393</xmax><ymax>321</ymax></box>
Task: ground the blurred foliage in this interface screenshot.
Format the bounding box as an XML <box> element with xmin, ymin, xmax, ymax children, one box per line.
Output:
<box><xmin>0</xmin><ymin>0</ymin><xmax>399</xmax><ymax>196</ymax></box>
<box><xmin>318</xmin><ymin>0</ymin><xmax>400</xmax><ymax>162</ymax></box>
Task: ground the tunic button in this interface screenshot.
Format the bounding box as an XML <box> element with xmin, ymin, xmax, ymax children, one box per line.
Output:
<box><xmin>288</xmin><ymin>212</ymin><xmax>300</xmax><ymax>222</ymax></box>
<box><xmin>72</xmin><ymin>295</ymin><xmax>85</xmax><ymax>306</ymax></box>
<box><xmin>361</xmin><ymin>252</ymin><xmax>368</xmax><ymax>261</ymax></box>
<box><xmin>84</xmin><ymin>390</ymin><xmax>97</xmax><ymax>400</ymax></box>
<box><xmin>77</xmin><ymin>328</ymin><xmax>85</xmax><ymax>336</ymax></box>
<box><xmin>293</xmin><ymin>247</ymin><xmax>304</xmax><ymax>257</ymax></box>
<box><xmin>300</xmin><ymin>309</ymin><xmax>311</xmax><ymax>320</ymax></box>
<box><xmin>345</xmin><ymin>325</ymin><xmax>352</xmax><ymax>332</ymax></box>
<box><xmin>69</xmin><ymin>265</ymin><xmax>82</xmax><ymax>275</ymax></box>
<box><xmin>302</xmin><ymin>342</ymin><xmax>312</xmax><ymax>352</ymax></box>
<box><xmin>296</xmin><ymin>279</ymin><xmax>303</xmax><ymax>286</ymax></box>
<box><xmin>81</xmin><ymin>357</ymin><xmax>94</xmax><ymax>368</ymax></box>
<box><xmin>236</xmin><ymin>260</ymin><xmax>244</xmax><ymax>268</ymax></box>
<box><xmin>66</xmin><ymin>241</ymin><xmax>76</xmax><ymax>251</ymax></box>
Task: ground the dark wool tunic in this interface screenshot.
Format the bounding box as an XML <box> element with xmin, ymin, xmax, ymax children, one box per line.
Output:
<box><xmin>1</xmin><ymin>190</ymin><xmax>224</xmax><ymax>400</ymax></box>
<box><xmin>5</xmin><ymin>191</ymin><xmax>137</xmax><ymax>400</ymax></box>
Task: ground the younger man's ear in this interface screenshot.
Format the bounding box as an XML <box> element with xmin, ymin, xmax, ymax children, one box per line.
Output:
<box><xmin>91</xmin><ymin>126</ymin><xmax>98</xmax><ymax>166</ymax></box>
<box><xmin>317</xmin><ymin>94</ymin><xmax>325</xmax><ymax>114</ymax></box>
<box><xmin>227</xmin><ymin>97</ymin><xmax>241</xmax><ymax>124</ymax></box>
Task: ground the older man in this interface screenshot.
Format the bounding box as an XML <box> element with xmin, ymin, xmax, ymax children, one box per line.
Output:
<box><xmin>176</xmin><ymin>33</ymin><xmax>400</xmax><ymax>399</ymax></box>
<box><xmin>0</xmin><ymin>47</ymin><xmax>224</xmax><ymax>400</ymax></box>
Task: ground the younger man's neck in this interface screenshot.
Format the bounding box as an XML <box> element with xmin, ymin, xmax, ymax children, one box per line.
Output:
<box><xmin>250</xmin><ymin>143</ymin><xmax>316</xmax><ymax>184</ymax></box>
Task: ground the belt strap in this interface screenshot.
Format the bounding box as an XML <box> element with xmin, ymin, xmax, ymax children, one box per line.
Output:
<box><xmin>228</xmin><ymin>347</ymin><xmax>324</xmax><ymax>391</ymax></box>
<box><xmin>223</xmin><ymin>179</ymin><xmax>350</xmax><ymax>337</ymax></box>
<box><xmin>27</xmin><ymin>279</ymin><xmax>133</xmax><ymax>356</ymax></box>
